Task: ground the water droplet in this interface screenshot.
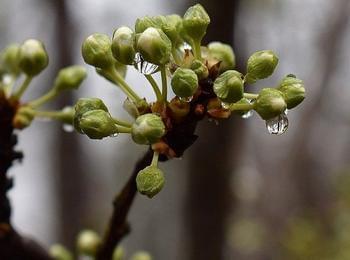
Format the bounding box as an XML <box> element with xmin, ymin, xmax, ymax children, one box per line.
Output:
<box><xmin>265</xmin><ymin>113</ymin><xmax>289</xmax><ymax>135</ymax></box>
<box><xmin>134</xmin><ymin>53</ymin><xmax>159</xmax><ymax>75</ymax></box>
<box><xmin>241</xmin><ymin>110</ymin><xmax>253</xmax><ymax>119</ymax></box>
<box><xmin>109</xmin><ymin>132</ymin><xmax>119</xmax><ymax>138</ymax></box>
<box><xmin>181</xmin><ymin>42</ymin><xmax>192</xmax><ymax>51</ymax></box>
<box><xmin>62</xmin><ymin>124</ymin><xmax>74</xmax><ymax>132</ymax></box>
<box><xmin>179</xmin><ymin>96</ymin><xmax>193</xmax><ymax>102</ymax></box>
<box><xmin>221</xmin><ymin>102</ymin><xmax>231</xmax><ymax>110</ymax></box>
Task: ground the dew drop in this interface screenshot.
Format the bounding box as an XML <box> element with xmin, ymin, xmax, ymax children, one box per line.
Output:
<box><xmin>181</xmin><ymin>42</ymin><xmax>192</xmax><ymax>51</ymax></box>
<box><xmin>241</xmin><ymin>110</ymin><xmax>253</xmax><ymax>119</ymax></box>
<box><xmin>134</xmin><ymin>53</ymin><xmax>159</xmax><ymax>75</ymax></box>
<box><xmin>109</xmin><ymin>132</ymin><xmax>119</xmax><ymax>138</ymax></box>
<box><xmin>265</xmin><ymin>112</ymin><xmax>289</xmax><ymax>135</ymax></box>
<box><xmin>62</xmin><ymin>124</ymin><xmax>74</xmax><ymax>133</ymax></box>
<box><xmin>179</xmin><ymin>96</ymin><xmax>193</xmax><ymax>102</ymax></box>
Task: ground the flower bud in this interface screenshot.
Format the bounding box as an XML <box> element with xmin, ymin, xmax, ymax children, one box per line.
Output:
<box><xmin>112</xmin><ymin>246</ymin><xmax>125</xmax><ymax>260</ymax></box>
<box><xmin>76</xmin><ymin>230</ymin><xmax>101</xmax><ymax>257</ymax></box>
<box><xmin>49</xmin><ymin>244</ymin><xmax>73</xmax><ymax>260</ymax></box>
<box><xmin>53</xmin><ymin>65</ymin><xmax>87</xmax><ymax>92</ymax></box>
<box><xmin>190</xmin><ymin>59</ymin><xmax>209</xmax><ymax>80</ymax></box>
<box><xmin>182</xmin><ymin>4</ymin><xmax>210</xmax><ymax>42</ymax></box>
<box><xmin>130</xmin><ymin>252</ymin><xmax>153</xmax><ymax>260</ymax></box>
<box><xmin>18</xmin><ymin>39</ymin><xmax>48</xmax><ymax>76</ymax></box>
<box><xmin>246</xmin><ymin>50</ymin><xmax>278</xmax><ymax>84</ymax></box>
<box><xmin>0</xmin><ymin>44</ymin><xmax>21</xmax><ymax>76</ymax></box>
<box><xmin>136</xmin><ymin>27</ymin><xmax>172</xmax><ymax>65</ymax></box>
<box><xmin>208</xmin><ymin>42</ymin><xmax>235</xmax><ymax>72</ymax></box>
<box><xmin>254</xmin><ymin>88</ymin><xmax>287</xmax><ymax>120</ymax></box>
<box><xmin>135</xmin><ymin>15</ymin><xmax>165</xmax><ymax>33</ymax></box>
<box><xmin>78</xmin><ymin>109</ymin><xmax>117</xmax><ymax>139</ymax></box>
<box><xmin>162</xmin><ymin>15</ymin><xmax>183</xmax><ymax>48</ymax></box>
<box><xmin>136</xmin><ymin>166</ymin><xmax>165</xmax><ymax>198</ymax></box>
<box><xmin>131</xmin><ymin>113</ymin><xmax>165</xmax><ymax>145</ymax></box>
<box><xmin>12</xmin><ymin>106</ymin><xmax>35</xmax><ymax>129</ymax></box>
<box><xmin>277</xmin><ymin>74</ymin><xmax>305</xmax><ymax>109</ymax></box>
<box><xmin>213</xmin><ymin>70</ymin><xmax>244</xmax><ymax>103</ymax></box>
<box><xmin>171</xmin><ymin>68</ymin><xmax>198</xmax><ymax>98</ymax></box>
<box><xmin>112</xmin><ymin>26</ymin><xmax>136</xmax><ymax>65</ymax></box>
<box><xmin>82</xmin><ymin>33</ymin><xmax>114</xmax><ymax>69</ymax></box>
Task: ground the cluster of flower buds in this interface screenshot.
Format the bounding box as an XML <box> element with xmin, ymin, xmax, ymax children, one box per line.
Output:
<box><xmin>49</xmin><ymin>229</ymin><xmax>152</xmax><ymax>260</ymax></box>
<box><xmin>0</xmin><ymin>39</ymin><xmax>87</xmax><ymax>130</ymax></box>
<box><xmin>77</xmin><ymin>3</ymin><xmax>305</xmax><ymax>198</ymax></box>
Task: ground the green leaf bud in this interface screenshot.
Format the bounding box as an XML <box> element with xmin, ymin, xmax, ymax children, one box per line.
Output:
<box><xmin>82</xmin><ymin>33</ymin><xmax>114</xmax><ymax>69</ymax></box>
<box><xmin>18</xmin><ymin>39</ymin><xmax>49</xmax><ymax>76</ymax></box>
<box><xmin>12</xmin><ymin>106</ymin><xmax>35</xmax><ymax>129</ymax></box>
<box><xmin>213</xmin><ymin>70</ymin><xmax>244</xmax><ymax>103</ymax></box>
<box><xmin>246</xmin><ymin>50</ymin><xmax>279</xmax><ymax>84</ymax></box>
<box><xmin>53</xmin><ymin>65</ymin><xmax>87</xmax><ymax>92</ymax></box>
<box><xmin>49</xmin><ymin>244</ymin><xmax>73</xmax><ymax>260</ymax></box>
<box><xmin>74</xmin><ymin>97</ymin><xmax>109</xmax><ymax>133</ymax></box>
<box><xmin>112</xmin><ymin>246</ymin><xmax>125</xmax><ymax>260</ymax></box>
<box><xmin>277</xmin><ymin>75</ymin><xmax>305</xmax><ymax>109</ymax></box>
<box><xmin>136</xmin><ymin>27</ymin><xmax>172</xmax><ymax>65</ymax></box>
<box><xmin>171</xmin><ymin>68</ymin><xmax>198</xmax><ymax>98</ymax></box>
<box><xmin>76</xmin><ymin>230</ymin><xmax>101</xmax><ymax>257</ymax></box>
<box><xmin>208</xmin><ymin>41</ymin><xmax>235</xmax><ymax>72</ymax></box>
<box><xmin>78</xmin><ymin>109</ymin><xmax>117</xmax><ymax>139</ymax></box>
<box><xmin>0</xmin><ymin>44</ymin><xmax>21</xmax><ymax>77</ymax></box>
<box><xmin>136</xmin><ymin>166</ymin><xmax>165</xmax><ymax>198</ymax></box>
<box><xmin>182</xmin><ymin>4</ymin><xmax>210</xmax><ymax>42</ymax></box>
<box><xmin>190</xmin><ymin>59</ymin><xmax>209</xmax><ymax>80</ymax></box>
<box><xmin>254</xmin><ymin>88</ymin><xmax>287</xmax><ymax>120</ymax></box>
<box><xmin>131</xmin><ymin>113</ymin><xmax>165</xmax><ymax>145</ymax></box>
<box><xmin>135</xmin><ymin>15</ymin><xmax>166</xmax><ymax>34</ymax></box>
<box><xmin>112</xmin><ymin>26</ymin><xmax>136</xmax><ymax>65</ymax></box>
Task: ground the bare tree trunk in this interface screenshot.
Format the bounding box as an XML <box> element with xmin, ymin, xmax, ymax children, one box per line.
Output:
<box><xmin>184</xmin><ymin>1</ymin><xmax>244</xmax><ymax>259</ymax></box>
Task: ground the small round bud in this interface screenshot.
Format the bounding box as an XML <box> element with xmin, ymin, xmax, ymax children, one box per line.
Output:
<box><xmin>190</xmin><ymin>59</ymin><xmax>209</xmax><ymax>80</ymax></box>
<box><xmin>162</xmin><ymin>15</ymin><xmax>184</xmax><ymax>48</ymax></box>
<box><xmin>112</xmin><ymin>246</ymin><xmax>125</xmax><ymax>260</ymax></box>
<box><xmin>82</xmin><ymin>33</ymin><xmax>114</xmax><ymax>69</ymax></box>
<box><xmin>78</xmin><ymin>109</ymin><xmax>117</xmax><ymax>139</ymax></box>
<box><xmin>246</xmin><ymin>50</ymin><xmax>279</xmax><ymax>84</ymax></box>
<box><xmin>277</xmin><ymin>75</ymin><xmax>305</xmax><ymax>109</ymax></box>
<box><xmin>13</xmin><ymin>106</ymin><xmax>35</xmax><ymax>129</ymax></box>
<box><xmin>112</xmin><ymin>26</ymin><xmax>136</xmax><ymax>65</ymax></box>
<box><xmin>213</xmin><ymin>70</ymin><xmax>244</xmax><ymax>103</ymax></box>
<box><xmin>135</xmin><ymin>16</ymin><xmax>165</xmax><ymax>34</ymax></box>
<box><xmin>136</xmin><ymin>27</ymin><xmax>172</xmax><ymax>65</ymax></box>
<box><xmin>130</xmin><ymin>252</ymin><xmax>153</xmax><ymax>260</ymax></box>
<box><xmin>136</xmin><ymin>166</ymin><xmax>165</xmax><ymax>198</ymax></box>
<box><xmin>49</xmin><ymin>244</ymin><xmax>73</xmax><ymax>260</ymax></box>
<box><xmin>18</xmin><ymin>39</ymin><xmax>48</xmax><ymax>76</ymax></box>
<box><xmin>171</xmin><ymin>68</ymin><xmax>198</xmax><ymax>98</ymax></box>
<box><xmin>254</xmin><ymin>88</ymin><xmax>287</xmax><ymax>120</ymax></box>
<box><xmin>76</xmin><ymin>230</ymin><xmax>101</xmax><ymax>257</ymax></box>
<box><xmin>131</xmin><ymin>113</ymin><xmax>165</xmax><ymax>145</ymax></box>
<box><xmin>182</xmin><ymin>4</ymin><xmax>210</xmax><ymax>42</ymax></box>
<box><xmin>53</xmin><ymin>65</ymin><xmax>87</xmax><ymax>92</ymax></box>
<box><xmin>208</xmin><ymin>42</ymin><xmax>235</xmax><ymax>72</ymax></box>
<box><xmin>0</xmin><ymin>44</ymin><xmax>21</xmax><ymax>76</ymax></box>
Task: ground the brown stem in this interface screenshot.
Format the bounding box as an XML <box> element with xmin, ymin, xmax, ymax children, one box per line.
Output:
<box><xmin>96</xmin><ymin>150</ymin><xmax>153</xmax><ymax>260</ymax></box>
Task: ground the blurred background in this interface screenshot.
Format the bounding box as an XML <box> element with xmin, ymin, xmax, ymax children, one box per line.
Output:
<box><xmin>1</xmin><ymin>0</ymin><xmax>350</xmax><ymax>259</ymax></box>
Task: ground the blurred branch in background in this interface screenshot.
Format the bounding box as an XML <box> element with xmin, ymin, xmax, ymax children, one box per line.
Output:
<box><xmin>183</xmin><ymin>0</ymin><xmax>244</xmax><ymax>259</ymax></box>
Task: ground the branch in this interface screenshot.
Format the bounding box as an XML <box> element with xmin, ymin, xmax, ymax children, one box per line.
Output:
<box><xmin>96</xmin><ymin>150</ymin><xmax>154</xmax><ymax>260</ymax></box>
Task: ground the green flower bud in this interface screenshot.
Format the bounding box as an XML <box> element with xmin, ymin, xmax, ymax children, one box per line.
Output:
<box><xmin>58</xmin><ymin>106</ymin><xmax>75</xmax><ymax>125</ymax></box>
<box><xmin>136</xmin><ymin>27</ymin><xmax>172</xmax><ymax>65</ymax></box>
<box><xmin>171</xmin><ymin>68</ymin><xmax>198</xmax><ymax>98</ymax></box>
<box><xmin>277</xmin><ymin>75</ymin><xmax>305</xmax><ymax>109</ymax></box>
<box><xmin>0</xmin><ymin>44</ymin><xmax>21</xmax><ymax>76</ymax></box>
<box><xmin>208</xmin><ymin>42</ymin><xmax>235</xmax><ymax>72</ymax></box>
<box><xmin>190</xmin><ymin>59</ymin><xmax>209</xmax><ymax>80</ymax></box>
<box><xmin>18</xmin><ymin>39</ymin><xmax>48</xmax><ymax>76</ymax></box>
<box><xmin>13</xmin><ymin>106</ymin><xmax>35</xmax><ymax>129</ymax></box>
<box><xmin>182</xmin><ymin>4</ymin><xmax>210</xmax><ymax>42</ymax></box>
<box><xmin>53</xmin><ymin>65</ymin><xmax>87</xmax><ymax>92</ymax></box>
<box><xmin>246</xmin><ymin>50</ymin><xmax>278</xmax><ymax>84</ymax></box>
<box><xmin>112</xmin><ymin>26</ymin><xmax>136</xmax><ymax>65</ymax></box>
<box><xmin>76</xmin><ymin>230</ymin><xmax>101</xmax><ymax>257</ymax></box>
<box><xmin>213</xmin><ymin>70</ymin><xmax>244</xmax><ymax>103</ymax></box>
<box><xmin>78</xmin><ymin>109</ymin><xmax>117</xmax><ymax>139</ymax></box>
<box><xmin>162</xmin><ymin>15</ymin><xmax>184</xmax><ymax>48</ymax></box>
<box><xmin>136</xmin><ymin>166</ymin><xmax>165</xmax><ymax>198</ymax></box>
<box><xmin>135</xmin><ymin>15</ymin><xmax>166</xmax><ymax>33</ymax></box>
<box><xmin>254</xmin><ymin>88</ymin><xmax>287</xmax><ymax>120</ymax></box>
<box><xmin>112</xmin><ymin>246</ymin><xmax>125</xmax><ymax>260</ymax></box>
<box><xmin>49</xmin><ymin>244</ymin><xmax>73</xmax><ymax>260</ymax></box>
<box><xmin>82</xmin><ymin>33</ymin><xmax>114</xmax><ymax>69</ymax></box>
<box><xmin>131</xmin><ymin>113</ymin><xmax>165</xmax><ymax>145</ymax></box>
<box><xmin>130</xmin><ymin>252</ymin><xmax>153</xmax><ymax>260</ymax></box>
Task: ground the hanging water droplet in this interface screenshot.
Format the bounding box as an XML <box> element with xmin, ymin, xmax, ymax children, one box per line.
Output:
<box><xmin>265</xmin><ymin>113</ymin><xmax>289</xmax><ymax>135</ymax></box>
<box><xmin>241</xmin><ymin>110</ymin><xmax>253</xmax><ymax>119</ymax></box>
<box><xmin>179</xmin><ymin>96</ymin><xmax>193</xmax><ymax>102</ymax></box>
<box><xmin>62</xmin><ymin>124</ymin><xmax>74</xmax><ymax>132</ymax></box>
<box><xmin>181</xmin><ymin>42</ymin><xmax>192</xmax><ymax>51</ymax></box>
<box><xmin>221</xmin><ymin>102</ymin><xmax>231</xmax><ymax>109</ymax></box>
<box><xmin>109</xmin><ymin>132</ymin><xmax>119</xmax><ymax>138</ymax></box>
<box><xmin>134</xmin><ymin>53</ymin><xmax>159</xmax><ymax>75</ymax></box>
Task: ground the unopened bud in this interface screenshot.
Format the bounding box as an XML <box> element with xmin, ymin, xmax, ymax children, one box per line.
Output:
<box><xmin>112</xmin><ymin>26</ymin><xmax>136</xmax><ymax>65</ymax></box>
<box><xmin>131</xmin><ymin>113</ymin><xmax>165</xmax><ymax>145</ymax></box>
<box><xmin>76</xmin><ymin>230</ymin><xmax>101</xmax><ymax>257</ymax></box>
<box><xmin>13</xmin><ymin>106</ymin><xmax>35</xmax><ymax>129</ymax></box>
<box><xmin>208</xmin><ymin>41</ymin><xmax>235</xmax><ymax>72</ymax></box>
<box><xmin>18</xmin><ymin>39</ymin><xmax>48</xmax><ymax>76</ymax></box>
<box><xmin>190</xmin><ymin>59</ymin><xmax>208</xmax><ymax>80</ymax></box>
<box><xmin>0</xmin><ymin>44</ymin><xmax>21</xmax><ymax>76</ymax></box>
<box><xmin>277</xmin><ymin>74</ymin><xmax>305</xmax><ymax>109</ymax></box>
<box><xmin>53</xmin><ymin>65</ymin><xmax>87</xmax><ymax>92</ymax></box>
<box><xmin>171</xmin><ymin>68</ymin><xmax>198</xmax><ymax>98</ymax></box>
<box><xmin>136</xmin><ymin>166</ymin><xmax>165</xmax><ymax>198</ymax></box>
<box><xmin>182</xmin><ymin>4</ymin><xmax>210</xmax><ymax>42</ymax></box>
<box><xmin>254</xmin><ymin>88</ymin><xmax>286</xmax><ymax>120</ymax></box>
<box><xmin>213</xmin><ymin>70</ymin><xmax>244</xmax><ymax>103</ymax></box>
<box><xmin>49</xmin><ymin>244</ymin><xmax>73</xmax><ymax>260</ymax></box>
<box><xmin>246</xmin><ymin>50</ymin><xmax>278</xmax><ymax>84</ymax></box>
